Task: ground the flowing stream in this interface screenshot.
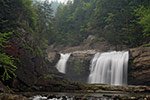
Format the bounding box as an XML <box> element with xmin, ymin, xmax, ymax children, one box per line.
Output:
<box><xmin>56</xmin><ymin>53</ymin><xmax>71</xmax><ymax>73</ymax></box>
<box><xmin>88</xmin><ymin>51</ymin><xmax>129</xmax><ymax>85</ymax></box>
<box><xmin>29</xmin><ymin>92</ymin><xmax>149</xmax><ymax>100</ymax></box>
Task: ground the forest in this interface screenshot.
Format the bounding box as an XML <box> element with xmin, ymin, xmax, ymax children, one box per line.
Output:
<box><xmin>54</xmin><ymin>0</ymin><xmax>150</xmax><ymax>46</ymax></box>
<box><xmin>0</xmin><ymin>0</ymin><xmax>150</xmax><ymax>99</ymax></box>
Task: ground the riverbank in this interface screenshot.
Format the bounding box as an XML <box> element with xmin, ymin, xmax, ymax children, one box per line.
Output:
<box><xmin>0</xmin><ymin>83</ymin><xmax>150</xmax><ymax>100</ymax></box>
<box><xmin>0</xmin><ymin>91</ymin><xmax>150</xmax><ymax>100</ymax></box>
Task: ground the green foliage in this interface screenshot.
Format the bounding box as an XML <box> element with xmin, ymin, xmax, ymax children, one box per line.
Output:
<box><xmin>54</xmin><ymin>0</ymin><xmax>93</xmax><ymax>46</ymax></box>
<box><xmin>143</xmin><ymin>43</ymin><xmax>150</xmax><ymax>47</ymax></box>
<box><xmin>0</xmin><ymin>32</ymin><xmax>12</xmax><ymax>47</ymax></box>
<box><xmin>19</xmin><ymin>0</ymin><xmax>37</xmax><ymax>29</ymax></box>
<box><xmin>54</xmin><ymin>0</ymin><xmax>149</xmax><ymax>47</ymax></box>
<box><xmin>136</xmin><ymin>6</ymin><xmax>150</xmax><ymax>36</ymax></box>
<box><xmin>0</xmin><ymin>53</ymin><xmax>16</xmax><ymax>80</ymax></box>
<box><xmin>72</xmin><ymin>60</ymin><xmax>84</xmax><ymax>75</ymax></box>
<box><xmin>0</xmin><ymin>32</ymin><xmax>16</xmax><ymax>80</ymax></box>
<box><xmin>51</xmin><ymin>1</ymin><xmax>60</xmax><ymax>15</ymax></box>
<box><xmin>33</xmin><ymin>0</ymin><xmax>54</xmax><ymax>48</ymax></box>
<box><xmin>0</xmin><ymin>0</ymin><xmax>54</xmax><ymax>81</ymax></box>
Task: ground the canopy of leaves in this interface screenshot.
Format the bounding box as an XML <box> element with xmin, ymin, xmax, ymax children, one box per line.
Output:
<box><xmin>54</xmin><ymin>0</ymin><xmax>149</xmax><ymax>47</ymax></box>
<box><xmin>136</xmin><ymin>6</ymin><xmax>150</xmax><ymax>36</ymax></box>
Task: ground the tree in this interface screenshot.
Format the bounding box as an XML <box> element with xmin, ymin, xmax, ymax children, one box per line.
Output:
<box><xmin>54</xmin><ymin>0</ymin><xmax>149</xmax><ymax>47</ymax></box>
<box><xmin>0</xmin><ymin>0</ymin><xmax>54</xmax><ymax>81</ymax></box>
<box><xmin>136</xmin><ymin>6</ymin><xmax>150</xmax><ymax>36</ymax></box>
<box><xmin>34</xmin><ymin>0</ymin><xmax>54</xmax><ymax>46</ymax></box>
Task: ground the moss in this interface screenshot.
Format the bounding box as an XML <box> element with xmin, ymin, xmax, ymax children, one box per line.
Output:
<box><xmin>66</xmin><ymin>56</ymin><xmax>90</xmax><ymax>82</ymax></box>
<box><xmin>43</xmin><ymin>74</ymin><xmax>53</xmax><ymax>80</ymax></box>
<box><xmin>72</xmin><ymin>59</ymin><xmax>84</xmax><ymax>75</ymax></box>
<box><xmin>143</xmin><ymin>43</ymin><xmax>150</xmax><ymax>47</ymax></box>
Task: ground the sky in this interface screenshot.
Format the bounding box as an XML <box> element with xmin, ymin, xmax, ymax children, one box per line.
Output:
<box><xmin>40</xmin><ymin>0</ymin><xmax>70</xmax><ymax>3</ymax></box>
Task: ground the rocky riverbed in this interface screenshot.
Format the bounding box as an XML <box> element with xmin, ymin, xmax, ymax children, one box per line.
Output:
<box><xmin>0</xmin><ymin>82</ymin><xmax>150</xmax><ymax>100</ymax></box>
<box><xmin>0</xmin><ymin>91</ymin><xmax>150</xmax><ymax>100</ymax></box>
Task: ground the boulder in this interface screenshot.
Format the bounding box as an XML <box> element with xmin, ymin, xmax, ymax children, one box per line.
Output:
<box><xmin>66</xmin><ymin>50</ymin><xmax>95</xmax><ymax>82</ymax></box>
<box><xmin>47</xmin><ymin>51</ymin><xmax>60</xmax><ymax>66</ymax></box>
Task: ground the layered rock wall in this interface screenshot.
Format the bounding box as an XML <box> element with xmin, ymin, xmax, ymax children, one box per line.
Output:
<box><xmin>129</xmin><ymin>46</ymin><xmax>150</xmax><ymax>85</ymax></box>
<box><xmin>47</xmin><ymin>46</ymin><xmax>150</xmax><ymax>86</ymax></box>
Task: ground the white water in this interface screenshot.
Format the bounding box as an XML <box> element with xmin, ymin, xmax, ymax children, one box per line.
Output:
<box><xmin>56</xmin><ymin>53</ymin><xmax>71</xmax><ymax>73</ymax></box>
<box><xmin>88</xmin><ymin>51</ymin><xmax>129</xmax><ymax>86</ymax></box>
<box><xmin>30</xmin><ymin>95</ymin><xmax>72</xmax><ymax>100</ymax></box>
<box><xmin>31</xmin><ymin>95</ymin><xmax>47</xmax><ymax>100</ymax></box>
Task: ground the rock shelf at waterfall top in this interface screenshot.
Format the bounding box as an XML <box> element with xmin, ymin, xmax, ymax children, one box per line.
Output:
<box><xmin>72</xmin><ymin>50</ymin><xmax>97</xmax><ymax>54</ymax></box>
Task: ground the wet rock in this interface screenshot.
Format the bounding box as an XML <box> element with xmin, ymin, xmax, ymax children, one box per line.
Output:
<box><xmin>130</xmin><ymin>96</ymin><xmax>136</xmax><ymax>99</ymax></box>
<box><xmin>47</xmin><ymin>51</ymin><xmax>60</xmax><ymax>66</ymax></box>
<box><xmin>12</xmin><ymin>48</ymin><xmax>61</xmax><ymax>91</ymax></box>
<box><xmin>129</xmin><ymin>46</ymin><xmax>150</xmax><ymax>85</ymax></box>
<box><xmin>0</xmin><ymin>81</ymin><xmax>10</xmax><ymax>93</ymax></box>
<box><xmin>62</xmin><ymin>96</ymin><xmax>67</xmax><ymax>100</ymax></box>
<box><xmin>0</xmin><ymin>93</ymin><xmax>28</xmax><ymax>100</ymax></box>
<box><xmin>47</xmin><ymin>94</ymin><xmax>56</xmax><ymax>99</ymax></box>
<box><xmin>130</xmin><ymin>47</ymin><xmax>150</xmax><ymax>68</ymax></box>
<box><xmin>66</xmin><ymin>52</ymin><xmax>92</xmax><ymax>82</ymax></box>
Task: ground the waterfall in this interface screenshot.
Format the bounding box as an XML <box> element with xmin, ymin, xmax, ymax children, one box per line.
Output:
<box><xmin>56</xmin><ymin>53</ymin><xmax>71</xmax><ymax>73</ymax></box>
<box><xmin>88</xmin><ymin>51</ymin><xmax>129</xmax><ymax>85</ymax></box>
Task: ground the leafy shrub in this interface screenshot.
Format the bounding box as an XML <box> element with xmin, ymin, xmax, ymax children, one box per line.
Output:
<box><xmin>0</xmin><ymin>32</ymin><xmax>16</xmax><ymax>80</ymax></box>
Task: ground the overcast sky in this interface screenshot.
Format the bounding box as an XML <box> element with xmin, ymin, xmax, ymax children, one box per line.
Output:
<box><xmin>40</xmin><ymin>0</ymin><xmax>70</xmax><ymax>3</ymax></box>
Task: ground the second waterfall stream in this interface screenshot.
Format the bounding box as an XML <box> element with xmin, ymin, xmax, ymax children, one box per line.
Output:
<box><xmin>56</xmin><ymin>53</ymin><xmax>71</xmax><ymax>74</ymax></box>
<box><xmin>88</xmin><ymin>51</ymin><xmax>129</xmax><ymax>86</ymax></box>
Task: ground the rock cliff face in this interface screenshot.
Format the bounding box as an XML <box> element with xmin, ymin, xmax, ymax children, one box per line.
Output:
<box><xmin>47</xmin><ymin>44</ymin><xmax>150</xmax><ymax>86</ymax></box>
<box><xmin>51</xmin><ymin>35</ymin><xmax>128</xmax><ymax>53</ymax></box>
<box><xmin>66</xmin><ymin>50</ymin><xmax>95</xmax><ymax>82</ymax></box>
<box><xmin>13</xmin><ymin>33</ymin><xmax>148</xmax><ymax>90</ymax></box>
<box><xmin>4</xmin><ymin>28</ymin><xmax>61</xmax><ymax>91</ymax></box>
<box><xmin>129</xmin><ymin>46</ymin><xmax>150</xmax><ymax>85</ymax></box>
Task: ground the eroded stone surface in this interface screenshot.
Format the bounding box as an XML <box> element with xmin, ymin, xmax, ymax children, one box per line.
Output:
<box><xmin>0</xmin><ymin>93</ymin><xmax>28</xmax><ymax>100</ymax></box>
<box><xmin>129</xmin><ymin>46</ymin><xmax>150</xmax><ymax>85</ymax></box>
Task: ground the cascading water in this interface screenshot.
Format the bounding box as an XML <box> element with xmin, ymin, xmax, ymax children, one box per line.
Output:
<box><xmin>88</xmin><ymin>51</ymin><xmax>129</xmax><ymax>86</ymax></box>
<box><xmin>56</xmin><ymin>53</ymin><xmax>71</xmax><ymax>73</ymax></box>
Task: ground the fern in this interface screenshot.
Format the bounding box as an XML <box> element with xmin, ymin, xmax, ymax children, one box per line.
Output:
<box><xmin>0</xmin><ymin>32</ymin><xmax>16</xmax><ymax>80</ymax></box>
